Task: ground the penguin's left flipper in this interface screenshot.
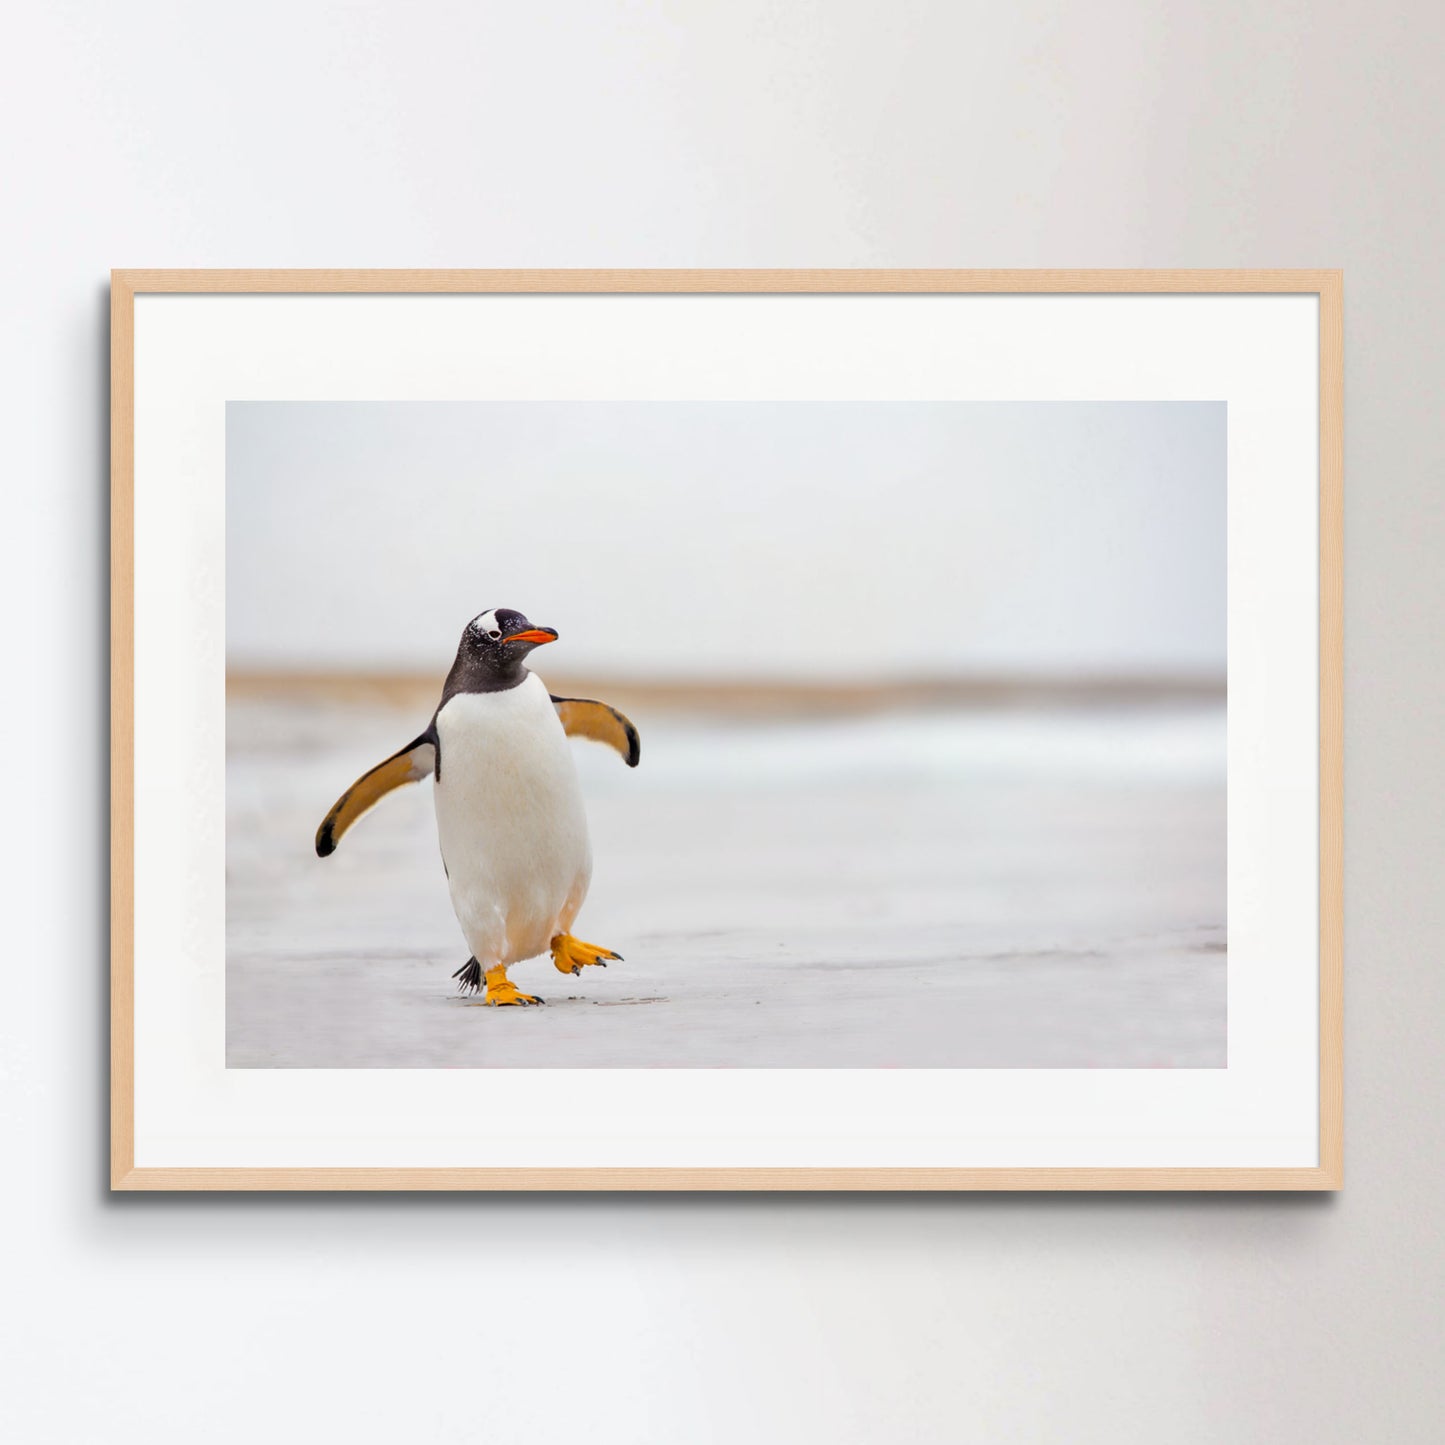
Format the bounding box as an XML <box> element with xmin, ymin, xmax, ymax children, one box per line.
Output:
<box><xmin>315</xmin><ymin>732</ymin><xmax>437</xmax><ymax>857</ymax></box>
<box><xmin>550</xmin><ymin>696</ymin><xmax>640</xmax><ymax>767</ymax></box>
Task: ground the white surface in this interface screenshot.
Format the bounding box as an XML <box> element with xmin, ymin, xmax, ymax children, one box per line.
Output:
<box><xmin>132</xmin><ymin>291</ymin><xmax>1316</xmax><ymax>1169</ymax></box>
<box><xmin>226</xmin><ymin>399</ymin><xmax>1226</xmax><ymax>677</ymax></box>
<box><xmin>229</xmin><ymin>697</ymin><xmax>1226</xmax><ymax>1070</ymax></box>
<box><xmin>7</xmin><ymin>2</ymin><xmax>1444</xmax><ymax>1443</ymax></box>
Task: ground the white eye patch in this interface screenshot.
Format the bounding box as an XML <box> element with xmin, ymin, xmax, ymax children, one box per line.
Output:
<box><xmin>471</xmin><ymin>609</ymin><xmax>502</xmax><ymax>638</ymax></box>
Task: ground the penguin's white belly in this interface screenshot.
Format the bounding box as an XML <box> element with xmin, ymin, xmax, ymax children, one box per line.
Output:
<box><xmin>433</xmin><ymin>674</ymin><xmax>592</xmax><ymax>966</ymax></box>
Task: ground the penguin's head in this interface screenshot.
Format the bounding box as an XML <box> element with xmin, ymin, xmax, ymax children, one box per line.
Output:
<box><xmin>463</xmin><ymin>608</ymin><xmax>558</xmax><ymax>671</ymax></box>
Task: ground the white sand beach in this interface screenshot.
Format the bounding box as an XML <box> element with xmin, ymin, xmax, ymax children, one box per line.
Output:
<box><xmin>226</xmin><ymin>692</ymin><xmax>1226</xmax><ymax>1069</ymax></box>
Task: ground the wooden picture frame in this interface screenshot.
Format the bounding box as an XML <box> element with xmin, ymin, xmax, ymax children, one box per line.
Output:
<box><xmin>112</xmin><ymin>269</ymin><xmax>1342</xmax><ymax>1190</ymax></box>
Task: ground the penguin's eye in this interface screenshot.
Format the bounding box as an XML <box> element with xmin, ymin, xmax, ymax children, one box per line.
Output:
<box><xmin>486</xmin><ymin>628</ymin><xmax>502</xmax><ymax>641</ymax></box>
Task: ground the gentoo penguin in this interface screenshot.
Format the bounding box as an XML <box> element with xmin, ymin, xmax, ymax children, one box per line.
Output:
<box><xmin>314</xmin><ymin>609</ymin><xmax>639</xmax><ymax>1005</ymax></box>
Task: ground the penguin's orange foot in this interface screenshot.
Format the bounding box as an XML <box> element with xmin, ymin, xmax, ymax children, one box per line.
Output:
<box><xmin>482</xmin><ymin>964</ymin><xmax>544</xmax><ymax>1006</ymax></box>
<box><xmin>551</xmin><ymin>934</ymin><xmax>623</xmax><ymax>977</ymax></box>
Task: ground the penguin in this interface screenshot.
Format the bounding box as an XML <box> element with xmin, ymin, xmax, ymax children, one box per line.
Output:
<box><xmin>314</xmin><ymin>608</ymin><xmax>640</xmax><ymax>1005</ymax></box>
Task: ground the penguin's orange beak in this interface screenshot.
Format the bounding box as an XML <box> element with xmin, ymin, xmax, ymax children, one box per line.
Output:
<box><xmin>502</xmin><ymin>627</ymin><xmax>558</xmax><ymax>646</ymax></box>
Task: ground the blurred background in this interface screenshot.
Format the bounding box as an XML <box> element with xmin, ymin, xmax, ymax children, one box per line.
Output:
<box><xmin>228</xmin><ymin>399</ymin><xmax>1224</xmax><ymax>683</ymax></box>
<box><xmin>226</xmin><ymin>400</ymin><xmax>1225</xmax><ymax>1068</ymax></box>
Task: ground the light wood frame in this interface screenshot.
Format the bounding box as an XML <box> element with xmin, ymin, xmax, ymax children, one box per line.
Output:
<box><xmin>111</xmin><ymin>269</ymin><xmax>1343</xmax><ymax>1191</ymax></box>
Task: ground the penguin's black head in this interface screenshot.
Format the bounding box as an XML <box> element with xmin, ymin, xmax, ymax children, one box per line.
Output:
<box><xmin>462</xmin><ymin>608</ymin><xmax>558</xmax><ymax>673</ymax></box>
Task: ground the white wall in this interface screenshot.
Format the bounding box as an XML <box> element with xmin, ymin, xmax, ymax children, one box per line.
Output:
<box><xmin>227</xmin><ymin>400</ymin><xmax>1225</xmax><ymax>679</ymax></box>
<box><xmin>8</xmin><ymin>2</ymin><xmax>1443</xmax><ymax>1442</ymax></box>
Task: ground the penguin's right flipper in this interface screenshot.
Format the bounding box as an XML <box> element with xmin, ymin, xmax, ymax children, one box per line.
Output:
<box><xmin>315</xmin><ymin>732</ymin><xmax>436</xmax><ymax>857</ymax></box>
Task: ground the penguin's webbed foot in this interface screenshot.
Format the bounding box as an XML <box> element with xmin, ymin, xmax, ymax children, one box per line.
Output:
<box><xmin>550</xmin><ymin>934</ymin><xmax>623</xmax><ymax>977</ymax></box>
<box><xmin>482</xmin><ymin>963</ymin><xmax>545</xmax><ymax>1006</ymax></box>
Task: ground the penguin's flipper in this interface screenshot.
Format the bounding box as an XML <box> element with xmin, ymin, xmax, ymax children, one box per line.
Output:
<box><xmin>315</xmin><ymin>732</ymin><xmax>436</xmax><ymax>857</ymax></box>
<box><xmin>550</xmin><ymin>696</ymin><xmax>640</xmax><ymax>767</ymax></box>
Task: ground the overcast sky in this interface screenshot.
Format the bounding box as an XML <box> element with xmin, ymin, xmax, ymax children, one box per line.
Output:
<box><xmin>227</xmin><ymin>400</ymin><xmax>1224</xmax><ymax>682</ymax></box>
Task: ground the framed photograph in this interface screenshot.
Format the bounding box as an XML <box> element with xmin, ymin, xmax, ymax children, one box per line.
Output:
<box><xmin>111</xmin><ymin>269</ymin><xmax>1342</xmax><ymax>1190</ymax></box>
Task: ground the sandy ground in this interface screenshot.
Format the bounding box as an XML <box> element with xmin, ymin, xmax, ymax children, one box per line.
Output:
<box><xmin>226</xmin><ymin>694</ymin><xmax>1226</xmax><ymax>1068</ymax></box>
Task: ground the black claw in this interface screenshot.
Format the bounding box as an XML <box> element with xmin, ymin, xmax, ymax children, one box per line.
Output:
<box><xmin>598</xmin><ymin>961</ymin><xmax>607</xmax><ymax>968</ymax></box>
<box><xmin>571</xmin><ymin>966</ymin><xmax>581</xmax><ymax>976</ymax></box>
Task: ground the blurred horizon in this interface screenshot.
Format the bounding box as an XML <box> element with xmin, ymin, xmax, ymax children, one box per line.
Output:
<box><xmin>225</xmin><ymin>666</ymin><xmax>1226</xmax><ymax>720</ymax></box>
